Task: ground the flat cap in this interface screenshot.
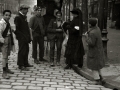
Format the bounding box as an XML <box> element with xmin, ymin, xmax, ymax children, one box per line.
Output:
<box><xmin>89</xmin><ymin>18</ymin><xmax>97</xmax><ymax>26</ymax></box>
<box><xmin>19</xmin><ymin>5</ymin><xmax>30</xmax><ymax>10</ymax></box>
<box><xmin>33</xmin><ymin>5</ymin><xmax>41</xmax><ymax>11</ymax></box>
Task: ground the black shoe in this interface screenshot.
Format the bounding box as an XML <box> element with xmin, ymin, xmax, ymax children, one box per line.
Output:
<box><xmin>6</xmin><ymin>69</ymin><xmax>14</xmax><ymax>74</ymax></box>
<box><xmin>39</xmin><ymin>58</ymin><xmax>48</xmax><ymax>62</ymax></box>
<box><xmin>34</xmin><ymin>59</ymin><xmax>40</xmax><ymax>64</ymax></box>
<box><xmin>50</xmin><ymin>62</ymin><xmax>55</xmax><ymax>67</ymax></box>
<box><xmin>19</xmin><ymin>66</ymin><xmax>29</xmax><ymax>71</ymax></box>
<box><xmin>64</xmin><ymin>65</ymin><xmax>71</xmax><ymax>69</ymax></box>
<box><xmin>24</xmin><ymin>64</ymin><xmax>33</xmax><ymax>67</ymax></box>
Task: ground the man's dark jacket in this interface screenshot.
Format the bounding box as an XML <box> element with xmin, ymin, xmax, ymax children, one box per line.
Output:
<box><xmin>47</xmin><ymin>19</ymin><xmax>63</xmax><ymax>40</ymax></box>
<box><xmin>29</xmin><ymin>15</ymin><xmax>45</xmax><ymax>36</ymax></box>
<box><xmin>14</xmin><ymin>13</ymin><xmax>31</xmax><ymax>43</ymax></box>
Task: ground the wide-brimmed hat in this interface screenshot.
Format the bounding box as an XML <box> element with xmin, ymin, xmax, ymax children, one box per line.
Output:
<box><xmin>19</xmin><ymin>5</ymin><xmax>30</xmax><ymax>10</ymax></box>
<box><xmin>70</xmin><ymin>8</ymin><xmax>79</xmax><ymax>15</ymax></box>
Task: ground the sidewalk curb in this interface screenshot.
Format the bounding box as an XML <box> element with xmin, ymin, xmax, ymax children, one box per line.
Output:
<box><xmin>73</xmin><ymin>65</ymin><xmax>120</xmax><ymax>90</ymax></box>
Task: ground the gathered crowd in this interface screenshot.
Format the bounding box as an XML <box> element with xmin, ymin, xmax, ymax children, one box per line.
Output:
<box><xmin>0</xmin><ymin>4</ymin><xmax>106</xmax><ymax>85</ymax></box>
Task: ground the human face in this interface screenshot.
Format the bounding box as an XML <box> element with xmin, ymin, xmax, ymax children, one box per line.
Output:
<box><xmin>3</xmin><ymin>12</ymin><xmax>11</xmax><ymax>21</ymax></box>
<box><xmin>22</xmin><ymin>9</ymin><xmax>28</xmax><ymax>15</ymax></box>
<box><xmin>36</xmin><ymin>9</ymin><xmax>42</xmax><ymax>16</ymax></box>
<box><xmin>56</xmin><ymin>13</ymin><xmax>62</xmax><ymax>20</ymax></box>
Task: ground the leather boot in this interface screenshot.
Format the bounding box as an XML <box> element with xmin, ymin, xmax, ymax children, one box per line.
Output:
<box><xmin>2</xmin><ymin>71</ymin><xmax>10</xmax><ymax>79</ymax></box>
<box><xmin>34</xmin><ymin>59</ymin><xmax>40</xmax><ymax>64</ymax></box>
<box><xmin>6</xmin><ymin>63</ymin><xmax>14</xmax><ymax>74</ymax></box>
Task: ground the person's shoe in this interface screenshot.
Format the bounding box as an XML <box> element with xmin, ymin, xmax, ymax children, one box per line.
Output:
<box><xmin>64</xmin><ymin>65</ymin><xmax>71</xmax><ymax>69</ymax></box>
<box><xmin>2</xmin><ymin>71</ymin><xmax>10</xmax><ymax>79</ymax></box>
<box><xmin>56</xmin><ymin>62</ymin><xmax>60</xmax><ymax>66</ymax></box>
<box><xmin>88</xmin><ymin>80</ymin><xmax>102</xmax><ymax>85</ymax></box>
<box><xmin>39</xmin><ymin>58</ymin><xmax>48</xmax><ymax>62</ymax></box>
<box><xmin>34</xmin><ymin>59</ymin><xmax>40</xmax><ymax>64</ymax></box>
<box><xmin>50</xmin><ymin>62</ymin><xmax>55</xmax><ymax>67</ymax></box>
<box><xmin>19</xmin><ymin>66</ymin><xmax>29</xmax><ymax>71</ymax></box>
<box><xmin>6</xmin><ymin>69</ymin><xmax>14</xmax><ymax>74</ymax></box>
<box><xmin>25</xmin><ymin>64</ymin><xmax>33</xmax><ymax>67</ymax></box>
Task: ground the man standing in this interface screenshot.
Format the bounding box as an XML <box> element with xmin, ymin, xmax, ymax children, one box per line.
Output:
<box><xmin>47</xmin><ymin>11</ymin><xmax>64</xmax><ymax>66</ymax></box>
<box><xmin>14</xmin><ymin>5</ymin><xmax>33</xmax><ymax>71</ymax></box>
<box><xmin>29</xmin><ymin>6</ymin><xmax>46</xmax><ymax>64</ymax></box>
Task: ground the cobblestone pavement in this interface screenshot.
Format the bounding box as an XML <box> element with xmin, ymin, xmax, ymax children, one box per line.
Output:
<box><xmin>0</xmin><ymin>41</ymin><xmax>112</xmax><ymax>90</ymax></box>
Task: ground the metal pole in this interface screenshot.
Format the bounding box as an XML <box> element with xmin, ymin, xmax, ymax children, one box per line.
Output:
<box><xmin>68</xmin><ymin>0</ymin><xmax>71</xmax><ymax>21</ymax></box>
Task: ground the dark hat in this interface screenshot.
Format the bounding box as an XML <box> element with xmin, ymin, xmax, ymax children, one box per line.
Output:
<box><xmin>70</xmin><ymin>8</ymin><xmax>79</xmax><ymax>15</ymax></box>
<box><xmin>19</xmin><ymin>5</ymin><xmax>30</xmax><ymax>10</ymax></box>
<box><xmin>89</xmin><ymin>18</ymin><xmax>97</xmax><ymax>26</ymax></box>
<box><xmin>33</xmin><ymin>5</ymin><xmax>41</xmax><ymax>11</ymax></box>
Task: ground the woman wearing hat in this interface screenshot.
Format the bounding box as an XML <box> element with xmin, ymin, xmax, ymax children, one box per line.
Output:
<box><xmin>84</xmin><ymin>18</ymin><xmax>105</xmax><ymax>85</ymax></box>
<box><xmin>64</xmin><ymin>8</ymin><xmax>85</xmax><ymax>69</ymax></box>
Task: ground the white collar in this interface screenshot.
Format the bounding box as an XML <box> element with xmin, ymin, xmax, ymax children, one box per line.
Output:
<box><xmin>19</xmin><ymin>11</ymin><xmax>25</xmax><ymax>16</ymax></box>
<box><xmin>1</xmin><ymin>18</ymin><xmax>7</xmax><ymax>24</ymax></box>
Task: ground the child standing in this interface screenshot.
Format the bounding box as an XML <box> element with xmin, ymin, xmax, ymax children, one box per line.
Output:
<box><xmin>0</xmin><ymin>10</ymin><xmax>15</xmax><ymax>79</ymax></box>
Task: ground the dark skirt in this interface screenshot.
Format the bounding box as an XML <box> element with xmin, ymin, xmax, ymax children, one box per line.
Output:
<box><xmin>65</xmin><ymin>39</ymin><xmax>85</xmax><ymax>64</ymax></box>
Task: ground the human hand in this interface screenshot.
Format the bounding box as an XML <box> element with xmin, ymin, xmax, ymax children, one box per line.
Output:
<box><xmin>0</xmin><ymin>38</ymin><xmax>4</xmax><ymax>43</ymax></box>
<box><xmin>74</xmin><ymin>26</ymin><xmax>79</xmax><ymax>30</ymax></box>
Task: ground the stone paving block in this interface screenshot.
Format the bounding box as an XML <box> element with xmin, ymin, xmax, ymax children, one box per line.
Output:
<box><xmin>37</xmin><ymin>84</ymin><xmax>50</xmax><ymax>87</ymax></box>
<box><xmin>12</xmin><ymin>86</ymin><xmax>27</xmax><ymax>90</ymax></box>
<box><xmin>24</xmin><ymin>77</ymin><xmax>36</xmax><ymax>80</ymax></box>
<box><xmin>18</xmin><ymin>75</ymin><xmax>31</xmax><ymax>77</ymax></box>
<box><xmin>28</xmin><ymin>86</ymin><xmax>42</xmax><ymax>89</ymax></box>
<box><xmin>75</xmin><ymin>86</ymin><xmax>86</xmax><ymax>89</ymax></box>
<box><xmin>58</xmin><ymin>83</ymin><xmax>71</xmax><ymax>86</ymax></box>
<box><xmin>72</xmin><ymin>84</ymin><xmax>80</xmax><ymax>87</ymax></box>
<box><xmin>0</xmin><ymin>79</ymin><xmax>15</xmax><ymax>82</ymax></box>
<box><xmin>0</xmin><ymin>85</ymin><xmax>12</xmax><ymax>89</ymax></box>
<box><xmin>80</xmin><ymin>84</ymin><xmax>88</xmax><ymax>87</ymax></box>
<box><xmin>24</xmin><ymin>83</ymin><xmax>36</xmax><ymax>86</ymax></box>
<box><xmin>64</xmin><ymin>80</ymin><xmax>73</xmax><ymax>83</ymax></box>
<box><xmin>11</xmin><ymin>83</ymin><xmax>23</xmax><ymax>85</ymax></box>
<box><xmin>51</xmin><ymin>79</ymin><xmax>64</xmax><ymax>82</ymax></box>
<box><xmin>100</xmin><ymin>88</ymin><xmax>112</xmax><ymax>90</ymax></box>
<box><xmin>51</xmin><ymin>85</ymin><xmax>65</xmax><ymax>88</ymax></box>
<box><xmin>86</xmin><ymin>87</ymin><xmax>101</xmax><ymax>90</ymax></box>
<box><xmin>31</xmin><ymin>81</ymin><xmax>43</xmax><ymax>84</ymax></box>
<box><xmin>44</xmin><ymin>82</ymin><xmax>57</xmax><ymax>85</ymax></box>
<box><xmin>74</xmin><ymin>81</ymin><xmax>87</xmax><ymax>84</ymax></box>
<box><xmin>43</xmin><ymin>87</ymin><xmax>56</xmax><ymax>90</ymax></box>
<box><xmin>57</xmin><ymin>88</ymin><xmax>72</xmax><ymax>90</ymax></box>
<box><xmin>10</xmin><ymin>77</ymin><xmax>23</xmax><ymax>80</ymax></box>
<box><xmin>36</xmin><ymin>78</ymin><xmax>51</xmax><ymax>82</ymax></box>
<box><xmin>16</xmin><ymin>80</ymin><xmax>30</xmax><ymax>83</ymax></box>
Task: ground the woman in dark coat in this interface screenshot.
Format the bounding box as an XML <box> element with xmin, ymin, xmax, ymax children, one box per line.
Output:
<box><xmin>85</xmin><ymin>18</ymin><xmax>105</xmax><ymax>85</ymax></box>
<box><xmin>64</xmin><ymin>8</ymin><xmax>85</xmax><ymax>69</ymax></box>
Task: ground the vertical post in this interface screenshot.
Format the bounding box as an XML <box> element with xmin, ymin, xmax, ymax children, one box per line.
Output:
<box><xmin>68</xmin><ymin>0</ymin><xmax>71</xmax><ymax>21</ymax></box>
<box><xmin>98</xmin><ymin>0</ymin><xmax>109</xmax><ymax>65</ymax></box>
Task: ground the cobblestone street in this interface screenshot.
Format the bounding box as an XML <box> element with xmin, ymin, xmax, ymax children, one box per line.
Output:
<box><xmin>0</xmin><ymin>41</ymin><xmax>112</xmax><ymax>90</ymax></box>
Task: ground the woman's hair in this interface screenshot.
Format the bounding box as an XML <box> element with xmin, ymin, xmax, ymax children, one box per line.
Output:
<box><xmin>55</xmin><ymin>11</ymin><xmax>62</xmax><ymax>16</ymax></box>
<box><xmin>3</xmin><ymin>10</ymin><xmax>12</xmax><ymax>15</ymax></box>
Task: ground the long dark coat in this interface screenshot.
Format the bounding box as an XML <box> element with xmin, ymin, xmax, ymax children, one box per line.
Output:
<box><xmin>86</xmin><ymin>26</ymin><xmax>105</xmax><ymax>70</ymax></box>
<box><xmin>65</xmin><ymin>16</ymin><xmax>85</xmax><ymax>64</ymax></box>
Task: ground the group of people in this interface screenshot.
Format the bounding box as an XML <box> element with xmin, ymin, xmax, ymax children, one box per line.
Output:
<box><xmin>0</xmin><ymin>4</ymin><xmax>106</xmax><ymax>85</ymax></box>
